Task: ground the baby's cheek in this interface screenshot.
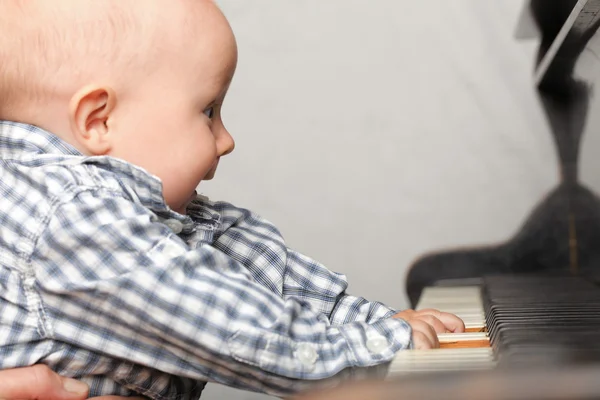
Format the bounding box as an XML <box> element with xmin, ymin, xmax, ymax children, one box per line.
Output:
<box><xmin>160</xmin><ymin>170</ymin><xmax>192</xmax><ymax>205</ymax></box>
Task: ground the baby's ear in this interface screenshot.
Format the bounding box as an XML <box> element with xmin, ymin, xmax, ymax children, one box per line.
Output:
<box><xmin>69</xmin><ymin>85</ymin><xmax>116</xmax><ymax>155</ymax></box>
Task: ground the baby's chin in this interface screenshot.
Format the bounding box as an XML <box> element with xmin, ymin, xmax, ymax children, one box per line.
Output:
<box><xmin>202</xmin><ymin>169</ymin><xmax>217</xmax><ymax>181</ymax></box>
<box><xmin>171</xmin><ymin>170</ymin><xmax>218</xmax><ymax>214</ymax></box>
<box><xmin>169</xmin><ymin>192</ymin><xmax>196</xmax><ymax>215</ymax></box>
<box><xmin>203</xmin><ymin>162</ymin><xmax>219</xmax><ymax>181</ymax></box>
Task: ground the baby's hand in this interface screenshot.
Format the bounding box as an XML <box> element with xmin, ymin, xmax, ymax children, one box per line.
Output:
<box><xmin>392</xmin><ymin>309</ymin><xmax>465</xmax><ymax>350</ymax></box>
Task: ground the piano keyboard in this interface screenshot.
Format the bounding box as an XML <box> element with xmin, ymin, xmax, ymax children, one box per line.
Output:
<box><xmin>388</xmin><ymin>274</ymin><xmax>600</xmax><ymax>377</ymax></box>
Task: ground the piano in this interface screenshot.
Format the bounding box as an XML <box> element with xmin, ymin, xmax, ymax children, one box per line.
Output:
<box><xmin>388</xmin><ymin>0</ymin><xmax>600</xmax><ymax>395</ymax></box>
<box><xmin>384</xmin><ymin>0</ymin><xmax>600</xmax><ymax>385</ymax></box>
<box><xmin>295</xmin><ymin>2</ymin><xmax>600</xmax><ymax>399</ymax></box>
<box><xmin>294</xmin><ymin>2</ymin><xmax>600</xmax><ymax>399</ymax></box>
<box><xmin>405</xmin><ymin>0</ymin><xmax>600</xmax><ymax>308</ymax></box>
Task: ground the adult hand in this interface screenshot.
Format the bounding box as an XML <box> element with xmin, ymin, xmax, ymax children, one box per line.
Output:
<box><xmin>0</xmin><ymin>365</ymin><xmax>89</xmax><ymax>400</ymax></box>
<box><xmin>0</xmin><ymin>365</ymin><xmax>144</xmax><ymax>400</ymax></box>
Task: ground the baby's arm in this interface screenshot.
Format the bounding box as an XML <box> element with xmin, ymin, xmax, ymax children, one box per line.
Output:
<box><xmin>32</xmin><ymin>192</ymin><xmax>411</xmax><ymax>397</ymax></box>
<box><xmin>210</xmin><ymin>201</ymin><xmax>401</xmax><ymax>324</ymax></box>
<box><xmin>210</xmin><ymin>201</ymin><xmax>464</xmax><ymax>348</ymax></box>
<box><xmin>279</xmin><ymin>250</ymin><xmax>465</xmax><ymax>349</ymax></box>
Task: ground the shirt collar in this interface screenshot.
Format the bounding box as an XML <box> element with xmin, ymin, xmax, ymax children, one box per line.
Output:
<box><xmin>0</xmin><ymin>120</ymin><xmax>176</xmax><ymax>216</ymax></box>
<box><xmin>0</xmin><ymin>120</ymin><xmax>82</xmax><ymax>157</ymax></box>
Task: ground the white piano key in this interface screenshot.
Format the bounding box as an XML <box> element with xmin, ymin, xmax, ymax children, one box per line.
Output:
<box><xmin>438</xmin><ymin>332</ymin><xmax>488</xmax><ymax>342</ymax></box>
<box><xmin>387</xmin><ymin>348</ymin><xmax>496</xmax><ymax>376</ymax></box>
<box><xmin>386</xmin><ymin>285</ymin><xmax>495</xmax><ymax>378</ymax></box>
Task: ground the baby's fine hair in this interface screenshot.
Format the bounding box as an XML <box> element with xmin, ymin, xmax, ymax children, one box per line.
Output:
<box><xmin>0</xmin><ymin>0</ymin><xmax>156</xmax><ymax>111</ymax></box>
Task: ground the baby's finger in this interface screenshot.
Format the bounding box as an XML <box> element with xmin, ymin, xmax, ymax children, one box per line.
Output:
<box><xmin>414</xmin><ymin>314</ymin><xmax>446</xmax><ymax>334</ymax></box>
<box><xmin>415</xmin><ymin>309</ymin><xmax>465</xmax><ymax>333</ymax></box>
<box><xmin>391</xmin><ymin>309</ymin><xmax>415</xmax><ymax>321</ymax></box>
<box><xmin>411</xmin><ymin>330</ymin><xmax>434</xmax><ymax>350</ymax></box>
<box><xmin>409</xmin><ymin>319</ymin><xmax>439</xmax><ymax>348</ymax></box>
<box><xmin>436</xmin><ymin>311</ymin><xmax>465</xmax><ymax>333</ymax></box>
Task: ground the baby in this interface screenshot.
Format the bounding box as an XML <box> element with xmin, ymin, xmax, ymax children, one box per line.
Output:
<box><xmin>0</xmin><ymin>0</ymin><xmax>463</xmax><ymax>398</ymax></box>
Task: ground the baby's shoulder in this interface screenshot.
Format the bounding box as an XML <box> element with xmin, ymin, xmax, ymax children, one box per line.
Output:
<box><xmin>2</xmin><ymin>155</ymin><xmax>136</xmax><ymax>207</ymax></box>
<box><xmin>0</xmin><ymin>156</ymin><xmax>130</xmax><ymax>260</ymax></box>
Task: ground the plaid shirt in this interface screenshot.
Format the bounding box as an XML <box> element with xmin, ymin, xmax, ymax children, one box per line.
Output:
<box><xmin>0</xmin><ymin>121</ymin><xmax>412</xmax><ymax>399</ymax></box>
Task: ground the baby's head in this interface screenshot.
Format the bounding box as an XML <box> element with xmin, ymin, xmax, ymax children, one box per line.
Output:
<box><xmin>0</xmin><ymin>0</ymin><xmax>236</xmax><ymax>214</ymax></box>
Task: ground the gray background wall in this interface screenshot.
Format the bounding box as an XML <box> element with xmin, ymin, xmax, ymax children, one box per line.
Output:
<box><xmin>203</xmin><ymin>1</ymin><xmax>558</xmax><ymax>398</ymax></box>
<box><xmin>578</xmin><ymin>25</ymin><xmax>600</xmax><ymax>191</ymax></box>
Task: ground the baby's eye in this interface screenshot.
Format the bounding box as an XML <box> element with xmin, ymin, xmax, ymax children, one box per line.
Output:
<box><xmin>203</xmin><ymin>106</ymin><xmax>215</xmax><ymax>119</ymax></box>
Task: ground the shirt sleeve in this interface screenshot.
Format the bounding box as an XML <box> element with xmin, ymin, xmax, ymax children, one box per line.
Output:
<box><xmin>32</xmin><ymin>190</ymin><xmax>412</xmax><ymax>396</ymax></box>
<box><xmin>209</xmin><ymin>201</ymin><xmax>401</xmax><ymax>325</ymax></box>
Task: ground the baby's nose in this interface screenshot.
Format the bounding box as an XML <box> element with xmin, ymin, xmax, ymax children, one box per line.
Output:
<box><xmin>218</xmin><ymin>129</ymin><xmax>235</xmax><ymax>156</ymax></box>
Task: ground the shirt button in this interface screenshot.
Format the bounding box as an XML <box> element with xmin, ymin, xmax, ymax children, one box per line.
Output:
<box><xmin>164</xmin><ymin>246</ymin><xmax>181</xmax><ymax>258</ymax></box>
<box><xmin>164</xmin><ymin>219</ymin><xmax>183</xmax><ymax>234</ymax></box>
<box><xmin>366</xmin><ymin>335</ymin><xmax>389</xmax><ymax>353</ymax></box>
<box><xmin>296</xmin><ymin>344</ymin><xmax>318</xmax><ymax>369</ymax></box>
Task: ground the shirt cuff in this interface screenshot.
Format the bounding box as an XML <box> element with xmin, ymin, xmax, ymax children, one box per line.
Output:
<box><xmin>227</xmin><ymin>317</ymin><xmax>412</xmax><ymax>380</ymax></box>
<box><xmin>381</xmin><ymin>309</ymin><xmax>414</xmax><ymax>349</ymax></box>
<box><xmin>338</xmin><ymin>316</ymin><xmax>412</xmax><ymax>367</ymax></box>
<box><xmin>382</xmin><ymin>307</ymin><xmax>399</xmax><ymax>319</ymax></box>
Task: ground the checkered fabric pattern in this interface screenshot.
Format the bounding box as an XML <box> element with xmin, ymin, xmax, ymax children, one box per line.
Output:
<box><xmin>0</xmin><ymin>121</ymin><xmax>411</xmax><ymax>398</ymax></box>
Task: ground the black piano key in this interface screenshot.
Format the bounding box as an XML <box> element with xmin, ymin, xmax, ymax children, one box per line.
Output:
<box><xmin>480</xmin><ymin>274</ymin><xmax>600</xmax><ymax>367</ymax></box>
